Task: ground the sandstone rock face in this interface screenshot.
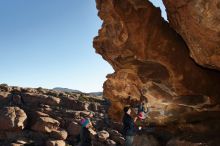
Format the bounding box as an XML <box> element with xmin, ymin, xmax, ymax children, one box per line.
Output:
<box><xmin>163</xmin><ymin>0</ymin><xmax>220</xmax><ymax>70</ymax></box>
<box><xmin>93</xmin><ymin>0</ymin><xmax>220</xmax><ymax>125</ymax></box>
<box><xmin>0</xmin><ymin>107</ymin><xmax>27</xmax><ymax>131</ymax></box>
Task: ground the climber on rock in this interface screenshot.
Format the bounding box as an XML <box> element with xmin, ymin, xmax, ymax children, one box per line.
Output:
<box><xmin>137</xmin><ymin>100</ymin><xmax>149</xmax><ymax>120</ymax></box>
<box><xmin>134</xmin><ymin>88</ymin><xmax>149</xmax><ymax>120</ymax></box>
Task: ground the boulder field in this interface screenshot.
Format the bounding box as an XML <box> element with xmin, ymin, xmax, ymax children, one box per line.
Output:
<box><xmin>0</xmin><ymin>84</ymin><xmax>126</xmax><ymax>146</ymax></box>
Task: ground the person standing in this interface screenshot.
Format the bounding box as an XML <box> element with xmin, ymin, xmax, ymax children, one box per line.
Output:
<box><xmin>122</xmin><ymin>106</ymin><xmax>138</xmax><ymax>146</ymax></box>
<box><xmin>80</xmin><ymin>119</ymin><xmax>92</xmax><ymax>146</ymax></box>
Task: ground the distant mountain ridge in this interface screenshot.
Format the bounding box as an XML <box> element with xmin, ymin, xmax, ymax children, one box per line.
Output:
<box><xmin>53</xmin><ymin>87</ymin><xmax>82</xmax><ymax>93</ymax></box>
<box><xmin>88</xmin><ymin>92</ymin><xmax>103</xmax><ymax>96</ymax></box>
<box><xmin>53</xmin><ymin>87</ymin><xmax>103</xmax><ymax>96</ymax></box>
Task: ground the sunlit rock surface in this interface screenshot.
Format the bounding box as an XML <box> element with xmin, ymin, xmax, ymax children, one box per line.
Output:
<box><xmin>163</xmin><ymin>0</ymin><xmax>220</xmax><ymax>70</ymax></box>
<box><xmin>93</xmin><ymin>0</ymin><xmax>220</xmax><ymax>141</ymax></box>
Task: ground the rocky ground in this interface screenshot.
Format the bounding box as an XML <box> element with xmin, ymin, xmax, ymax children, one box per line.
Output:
<box><xmin>0</xmin><ymin>84</ymin><xmax>219</xmax><ymax>146</ymax></box>
<box><xmin>0</xmin><ymin>84</ymin><xmax>121</xmax><ymax>146</ymax></box>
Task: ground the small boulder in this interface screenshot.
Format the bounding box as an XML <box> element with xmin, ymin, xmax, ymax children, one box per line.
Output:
<box><xmin>106</xmin><ymin>139</ymin><xmax>117</xmax><ymax>146</ymax></box>
<box><xmin>98</xmin><ymin>130</ymin><xmax>110</xmax><ymax>141</ymax></box>
<box><xmin>50</xmin><ymin>129</ymin><xmax>68</xmax><ymax>140</ymax></box>
<box><xmin>31</xmin><ymin>116</ymin><xmax>60</xmax><ymax>133</ymax></box>
<box><xmin>0</xmin><ymin>107</ymin><xmax>27</xmax><ymax>131</ymax></box>
<box><xmin>109</xmin><ymin>130</ymin><xmax>125</xmax><ymax>145</ymax></box>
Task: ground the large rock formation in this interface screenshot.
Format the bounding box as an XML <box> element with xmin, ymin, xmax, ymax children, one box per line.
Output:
<box><xmin>163</xmin><ymin>0</ymin><xmax>220</xmax><ymax>70</ymax></box>
<box><xmin>93</xmin><ymin>1</ymin><xmax>220</xmax><ymax>141</ymax></box>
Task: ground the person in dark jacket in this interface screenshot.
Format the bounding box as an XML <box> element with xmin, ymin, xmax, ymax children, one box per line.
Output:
<box><xmin>123</xmin><ymin>106</ymin><xmax>137</xmax><ymax>146</ymax></box>
<box><xmin>80</xmin><ymin>118</ymin><xmax>92</xmax><ymax>146</ymax></box>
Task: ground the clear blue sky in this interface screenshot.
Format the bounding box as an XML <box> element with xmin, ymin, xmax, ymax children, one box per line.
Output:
<box><xmin>149</xmin><ymin>0</ymin><xmax>167</xmax><ymax>20</ymax></box>
<box><xmin>0</xmin><ymin>0</ymin><xmax>166</xmax><ymax>92</ymax></box>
